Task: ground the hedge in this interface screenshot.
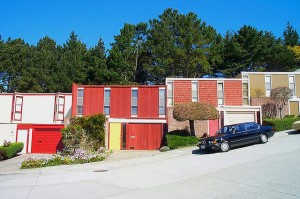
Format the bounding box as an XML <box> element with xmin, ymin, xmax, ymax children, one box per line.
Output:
<box><xmin>166</xmin><ymin>130</ymin><xmax>199</xmax><ymax>150</ymax></box>
<box><xmin>0</xmin><ymin>142</ymin><xmax>24</xmax><ymax>160</ymax></box>
<box><xmin>263</xmin><ymin>117</ymin><xmax>300</xmax><ymax>132</ymax></box>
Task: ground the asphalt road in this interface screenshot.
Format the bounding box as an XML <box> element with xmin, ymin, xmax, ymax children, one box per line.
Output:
<box><xmin>1</xmin><ymin>131</ymin><xmax>300</xmax><ymax>199</ymax></box>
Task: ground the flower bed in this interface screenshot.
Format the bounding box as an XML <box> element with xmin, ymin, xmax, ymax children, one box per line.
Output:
<box><xmin>21</xmin><ymin>148</ymin><xmax>111</xmax><ymax>169</ymax></box>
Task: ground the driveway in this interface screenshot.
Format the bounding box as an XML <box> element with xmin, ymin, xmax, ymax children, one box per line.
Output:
<box><xmin>1</xmin><ymin>130</ymin><xmax>300</xmax><ymax>199</ymax></box>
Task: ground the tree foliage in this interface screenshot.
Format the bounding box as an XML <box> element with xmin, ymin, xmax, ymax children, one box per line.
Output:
<box><xmin>173</xmin><ymin>102</ymin><xmax>219</xmax><ymax>136</ymax></box>
<box><xmin>270</xmin><ymin>87</ymin><xmax>293</xmax><ymax>119</ymax></box>
<box><xmin>0</xmin><ymin>9</ymin><xmax>299</xmax><ymax>93</ymax></box>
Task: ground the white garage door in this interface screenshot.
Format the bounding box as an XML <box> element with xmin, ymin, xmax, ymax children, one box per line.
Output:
<box><xmin>225</xmin><ymin>111</ymin><xmax>255</xmax><ymax>125</ymax></box>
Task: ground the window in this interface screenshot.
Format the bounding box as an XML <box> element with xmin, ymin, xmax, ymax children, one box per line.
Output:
<box><xmin>77</xmin><ymin>88</ymin><xmax>84</xmax><ymax>115</ymax></box>
<box><xmin>242</xmin><ymin>75</ymin><xmax>249</xmax><ymax>79</ymax></box>
<box><xmin>243</xmin><ymin>82</ymin><xmax>249</xmax><ymax>105</ymax></box>
<box><xmin>217</xmin><ymin>82</ymin><xmax>224</xmax><ymax>105</ymax></box>
<box><xmin>55</xmin><ymin>95</ymin><xmax>65</xmax><ymax>121</ymax></box>
<box><xmin>289</xmin><ymin>76</ymin><xmax>295</xmax><ymax>96</ymax></box>
<box><xmin>192</xmin><ymin>81</ymin><xmax>198</xmax><ymax>102</ymax></box>
<box><xmin>104</xmin><ymin>89</ymin><xmax>110</xmax><ymax>115</ymax></box>
<box><xmin>13</xmin><ymin>95</ymin><xmax>23</xmax><ymax>121</ymax></box>
<box><xmin>265</xmin><ymin>76</ymin><xmax>271</xmax><ymax>97</ymax></box>
<box><xmin>167</xmin><ymin>82</ymin><xmax>173</xmax><ymax>106</ymax></box>
<box><xmin>131</xmin><ymin>88</ymin><xmax>138</xmax><ymax>116</ymax></box>
<box><xmin>159</xmin><ymin>88</ymin><xmax>165</xmax><ymax>116</ymax></box>
<box><xmin>245</xmin><ymin>123</ymin><xmax>258</xmax><ymax>130</ymax></box>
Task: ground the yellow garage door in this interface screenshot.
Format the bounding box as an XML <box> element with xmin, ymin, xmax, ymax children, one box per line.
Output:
<box><xmin>109</xmin><ymin>123</ymin><xmax>121</xmax><ymax>150</ymax></box>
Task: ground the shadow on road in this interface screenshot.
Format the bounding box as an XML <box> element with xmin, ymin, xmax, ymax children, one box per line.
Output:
<box><xmin>287</xmin><ymin>130</ymin><xmax>300</xmax><ymax>135</ymax></box>
<box><xmin>192</xmin><ymin>149</ymin><xmax>212</xmax><ymax>155</ymax></box>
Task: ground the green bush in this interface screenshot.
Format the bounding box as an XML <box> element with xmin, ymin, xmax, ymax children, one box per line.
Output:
<box><xmin>0</xmin><ymin>147</ymin><xmax>7</xmax><ymax>161</ymax></box>
<box><xmin>166</xmin><ymin>133</ymin><xmax>198</xmax><ymax>150</ymax></box>
<box><xmin>61</xmin><ymin>114</ymin><xmax>106</xmax><ymax>151</ymax></box>
<box><xmin>263</xmin><ymin>117</ymin><xmax>300</xmax><ymax>132</ymax></box>
<box><xmin>0</xmin><ymin>142</ymin><xmax>24</xmax><ymax>160</ymax></box>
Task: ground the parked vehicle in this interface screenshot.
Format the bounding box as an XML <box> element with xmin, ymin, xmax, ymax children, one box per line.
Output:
<box><xmin>198</xmin><ymin>122</ymin><xmax>274</xmax><ymax>152</ymax></box>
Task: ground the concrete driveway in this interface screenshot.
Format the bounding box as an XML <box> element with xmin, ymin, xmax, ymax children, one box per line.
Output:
<box><xmin>1</xmin><ymin>130</ymin><xmax>300</xmax><ymax>199</ymax></box>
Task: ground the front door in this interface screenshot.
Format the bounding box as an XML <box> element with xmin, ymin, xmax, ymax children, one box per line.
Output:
<box><xmin>109</xmin><ymin>123</ymin><xmax>121</xmax><ymax>150</ymax></box>
<box><xmin>17</xmin><ymin>130</ymin><xmax>28</xmax><ymax>153</ymax></box>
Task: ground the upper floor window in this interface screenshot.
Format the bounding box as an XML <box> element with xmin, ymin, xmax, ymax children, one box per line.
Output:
<box><xmin>217</xmin><ymin>82</ymin><xmax>224</xmax><ymax>105</ymax></box>
<box><xmin>104</xmin><ymin>88</ymin><xmax>110</xmax><ymax>115</ymax></box>
<box><xmin>159</xmin><ymin>88</ymin><xmax>165</xmax><ymax>116</ymax></box>
<box><xmin>131</xmin><ymin>88</ymin><xmax>138</xmax><ymax>116</ymax></box>
<box><xmin>242</xmin><ymin>82</ymin><xmax>249</xmax><ymax>105</ymax></box>
<box><xmin>289</xmin><ymin>76</ymin><xmax>295</xmax><ymax>95</ymax></box>
<box><xmin>54</xmin><ymin>95</ymin><xmax>65</xmax><ymax>121</ymax></box>
<box><xmin>167</xmin><ymin>82</ymin><xmax>173</xmax><ymax>106</ymax></box>
<box><xmin>77</xmin><ymin>88</ymin><xmax>84</xmax><ymax>115</ymax></box>
<box><xmin>192</xmin><ymin>81</ymin><xmax>198</xmax><ymax>102</ymax></box>
<box><xmin>265</xmin><ymin>76</ymin><xmax>271</xmax><ymax>97</ymax></box>
<box><xmin>242</xmin><ymin>75</ymin><xmax>249</xmax><ymax>79</ymax></box>
<box><xmin>13</xmin><ymin>95</ymin><xmax>23</xmax><ymax>121</ymax></box>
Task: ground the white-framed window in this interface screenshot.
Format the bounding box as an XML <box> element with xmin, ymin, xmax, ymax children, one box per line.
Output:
<box><xmin>167</xmin><ymin>81</ymin><xmax>173</xmax><ymax>106</ymax></box>
<box><xmin>265</xmin><ymin>76</ymin><xmax>271</xmax><ymax>97</ymax></box>
<box><xmin>192</xmin><ymin>81</ymin><xmax>198</xmax><ymax>102</ymax></box>
<box><xmin>242</xmin><ymin>75</ymin><xmax>249</xmax><ymax>79</ymax></box>
<box><xmin>77</xmin><ymin>88</ymin><xmax>84</xmax><ymax>115</ymax></box>
<box><xmin>289</xmin><ymin>75</ymin><xmax>295</xmax><ymax>96</ymax></box>
<box><xmin>54</xmin><ymin>95</ymin><xmax>65</xmax><ymax>121</ymax></box>
<box><xmin>131</xmin><ymin>88</ymin><xmax>138</xmax><ymax>116</ymax></box>
<box><xmin>13</xmin><ymin>95</ymin><xmax>23</xmax><ymax>121</ymax></box>
<box><xmin>217</xmin><ymin>82</ymin><xmax>224</xmax><ymax>105</ymax></box>
<box><xmin>159</xmin><ymin>88</ymin><xmax>165</xmax><ymax>116</ymax></box>
<box><xmin>104</xmin><ymin>88</ymin><xmax>110</xmax><ymax>115</ymax></box>
<box><xmin>242</xmin><ymin>81</ymin><xmax>249</xmax><ymax>105</ymax></box>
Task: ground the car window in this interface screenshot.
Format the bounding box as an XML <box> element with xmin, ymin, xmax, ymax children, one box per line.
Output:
<box><xmin>244</xmin><ymin>123</ymin><xmax>258</xmax><ymax>130</ymax></box>
<box><xmin>236</xmin><ymin>124</ymin><xmax>245</xmax><ymax>132</ymax></box>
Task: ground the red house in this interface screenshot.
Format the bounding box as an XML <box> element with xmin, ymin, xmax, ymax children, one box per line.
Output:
<box><xmin>71</xmin><ymin>84</ymin><xmax>167</xmax><ymax>150</ymax></box>
<box><xmin>166</xmin><ymin>78</ymin><xmax>261</xmax><ymax>136</ymax></box>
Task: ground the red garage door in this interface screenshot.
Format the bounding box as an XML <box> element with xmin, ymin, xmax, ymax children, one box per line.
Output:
<box><xmin>31</xmin><ymin>125</ymin><xmax>64</xmax><ymax>154</ymax></box>
<box><xmin>127</xmin><ymin>123</ymin><xmax>163</xmax><ymax>150</ymax></box>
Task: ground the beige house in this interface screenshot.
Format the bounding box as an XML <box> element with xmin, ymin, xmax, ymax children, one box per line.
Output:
<box><xmin>237</xmin><ymin>71</ymin><xmax>300</xmax><ymax>117</ymax></box>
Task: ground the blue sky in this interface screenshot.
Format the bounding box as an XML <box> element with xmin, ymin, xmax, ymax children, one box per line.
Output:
<box><xmin>1</xmin><ymin>0</ymin><xmax>299</xmax><ymax>49</ymax></box>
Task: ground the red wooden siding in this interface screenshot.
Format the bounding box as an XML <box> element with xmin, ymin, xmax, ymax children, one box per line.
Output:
<box><xmin>174</xmin><ymin>80</ymin><xmax>192</xmax><ymax>103</ymax></box>
<box><xmin>71</xmin><ymin>83</ymin><xmax>78</xmax><ymax>116</ymax></box>
<box><xmin>126</xmin><ymin>123</ymin><xmax>162</xmax><ymax>150</ymax></box>
<box><xmin>199</xmin><ymin>80</ymin><xmax>218</xmax><ymax>107</ymax></box>
<box><xmin>224</xmin><ymin>80</ymin><xmax>243</xmax><ymax>106</ymax></box>
<box><xmin>83</xmin><ymin>87</ymin><xmax>104</xmax><ymax>116</ymax></box>
<box><xmin>138</xmin><ymin>87</ymin><xmax>159</xmax><ymax>118</ymax></box>
<box><xmin>110</xmin><ymin>87</ymin><xmax>131</xmax><ymax>118</ymax></box>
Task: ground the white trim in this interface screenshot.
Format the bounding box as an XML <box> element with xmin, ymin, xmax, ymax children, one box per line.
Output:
<box><xmin>108</xmin><ymin>118</ymin><xmax>167</xmax><ymax>123</ymax></box>
<box><xmin>166</xmin><ymin>77</ymin><xmax>243</xmax><ymax>81</ymax></box>
<box><xmin>218</xmin><ymin>105</ymin><xmax>261</xmax><ymax>112</ymax></box>
<box><xmin>241</xmin><ymin>71</ymin><xmax>300</xmax><ymax>75</ymax></box>
<box><xmin>28</xmin><ymin>128</ymin><xmax>32</xmax><ymax>153</ymax></box>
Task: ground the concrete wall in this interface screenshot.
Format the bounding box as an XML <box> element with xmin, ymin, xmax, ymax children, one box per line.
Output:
<box><xmin>0</xmin><ymin>124</ymin><xmax>17</xmax><ymax>144</ymax></box>
<box><xmin>0</xmin><ymin>95</ymin><xmax>13</xmax><ymax>123</ymax></box>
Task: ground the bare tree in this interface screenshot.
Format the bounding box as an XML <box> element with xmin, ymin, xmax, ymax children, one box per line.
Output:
<box><xmin>270</xmin><ymin>87</ymin><xmax>293</xmax><ymax>119</ymax></box>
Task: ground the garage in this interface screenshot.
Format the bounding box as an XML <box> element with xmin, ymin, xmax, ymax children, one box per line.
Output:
<box><xmin>224</xmin><ymin>111</ymin><xmax>255</xmax><ymax>125</ymax></box>
<box><xmin>31</xmin><ymin>125</ymin><xmax>64</xmax><ymax>154</ymax></box>
<box><xmin>126</xmin><ymin>123</ymin><xmax>163</xmax><ymax>150</ymax></box>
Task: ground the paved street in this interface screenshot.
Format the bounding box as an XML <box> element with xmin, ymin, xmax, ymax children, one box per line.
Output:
<box><xmin>1</xmin><ymin>131</ymin><xmax>300</xmax><ymax>199</ymax></box>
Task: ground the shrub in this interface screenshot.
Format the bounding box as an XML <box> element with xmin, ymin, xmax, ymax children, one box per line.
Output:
<box><xmin>62</xmin><ymin>114</ymin><xmax>106</xmax><ymax>151</ymax></box>
<box><xmin>0</xmin><ymin>147</ymin><xmax>7</xmax><ymax>161</ymax></box>
<box><xmin>284</xmin><ymin>115</ymin><xmax>295</xmax><ymax>119</ymax></box>
<box><xmin>21</xmin><ymin>148</ymin><xmax>111</xmax><ymax>169</ymax></box>
<box><xmin>262</xmin><ymin>103</ymin><xmax>277</xmax><ymax>119</ymax></box>
<box><xmin>2</xmin><ymin>142</ymin><xmax>24</xmax><ymax>159</ymax></box>
<box><xmin>166</xmin><ymin>133</ymin><xmax>198</xmax><ymax>150</ymax></box>
<box><xmin>263</xmin><ymin>117</ymin><xmax>300</xmax><ymax>131</ymax></box>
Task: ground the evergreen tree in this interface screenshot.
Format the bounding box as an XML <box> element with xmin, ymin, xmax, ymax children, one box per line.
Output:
<box><xmin>283</xmin><ymin>22</ymin><xmax>299</xmax><ymax>46</ymax></box>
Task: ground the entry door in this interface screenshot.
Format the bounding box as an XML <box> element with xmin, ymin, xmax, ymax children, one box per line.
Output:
<box><xmin>109</xmin><ymin>123</ymin><xmax>121</xmax><ymax>150</ymax></box>
<box><xmin>17</xmin><ymin>130</ymin><xmax>28</xmax><ymax>153</ymax></box>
